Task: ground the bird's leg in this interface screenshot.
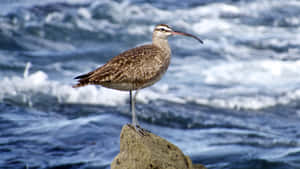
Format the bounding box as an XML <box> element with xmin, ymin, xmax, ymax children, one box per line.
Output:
<box><xmin>129</xmin><ymin>90</ymin><xmax>148</xmax><ymax>136</ymax></box>
<box><xmin>130</xmin><ymin>90</ymin><xmax>139</xmax><ymax>127</ymax></box>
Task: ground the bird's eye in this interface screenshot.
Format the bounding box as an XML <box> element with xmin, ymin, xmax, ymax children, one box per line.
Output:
<box><xmin>160</xmin><ymin>28</ymin><xmax>165</xmax><ymax>31</ymax></box>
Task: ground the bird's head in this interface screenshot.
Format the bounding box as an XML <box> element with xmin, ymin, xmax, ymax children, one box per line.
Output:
<box><xmin>153</xmin><ymin>24</ymin><xmax>203</xmax><ymax>44</ymax></box>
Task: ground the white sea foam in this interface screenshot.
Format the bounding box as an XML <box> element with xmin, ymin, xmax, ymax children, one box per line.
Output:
<box><xmin>2</xmin><ymin>60</ymin><xmax>300</xmax><ymax>111</ymax></box>
<box><xmin>202</xmin><ymin>59</ymin><xmax>300</xmax><ymax>89</ymax></box>
<box><xmin>4</xmin><ymin>55</ymin><xmax>300</xmax><ymax>110</ymax></box>
<box><xmin>0</xmin><ymin>69</ymin><xmax>128</xmax><ymax>107</ymax></box>
<box><xmin>81</xmin><ymin>0</ymin><xmax>300</xmax><ymax>60</ymax></box>
<box><xmin>165</xmin><ymin>56</ymin><xmax>300</xmax><ymax>110</ymax></box>
<box><xmin>5</xmin><ymin>0</ymin><xmax>298</xmax><ymax>61</ymax></box>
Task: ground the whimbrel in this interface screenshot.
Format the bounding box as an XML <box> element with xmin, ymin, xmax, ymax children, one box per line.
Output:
<box><xmin>73</xmin><ymin>24</ymin><xmax>203</xmax><ymax>133</ymax></box>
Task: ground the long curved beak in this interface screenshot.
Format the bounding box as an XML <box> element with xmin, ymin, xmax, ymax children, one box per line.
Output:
<box><xmin>172</xmin><ymin>30</ymin><xmax>204</xmax><ymax>44</ymax></box>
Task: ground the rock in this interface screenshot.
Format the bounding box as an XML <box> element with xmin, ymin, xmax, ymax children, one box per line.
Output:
<box><xmin>111</xmin><ymin>124</ymin><xmax>206</xmax><ymax>169</ymax></box>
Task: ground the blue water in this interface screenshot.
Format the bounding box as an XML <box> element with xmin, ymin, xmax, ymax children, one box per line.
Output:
<box><xmin>1</xmin><ymin>0</ymin><xmax>300</xmax><ymax>168</ymax></box>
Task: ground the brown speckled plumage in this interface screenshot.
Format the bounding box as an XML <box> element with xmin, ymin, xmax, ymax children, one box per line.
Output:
<box><xmin>73</xmin><ymin>44</ymin><xmax>170</xmax><ymax>90</ymax></box>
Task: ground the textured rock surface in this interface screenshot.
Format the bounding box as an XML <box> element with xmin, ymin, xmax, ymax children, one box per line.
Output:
<box><xmin>111</xmin><ymin>124</ymin><xmax>206</xmax><ymax>169</ymax></box>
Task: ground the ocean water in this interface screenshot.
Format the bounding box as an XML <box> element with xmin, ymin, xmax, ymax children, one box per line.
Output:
<box><xmin>1</xmin><ymin>0</ymin><xmax>300</xmax><ymax>168</ymax></box>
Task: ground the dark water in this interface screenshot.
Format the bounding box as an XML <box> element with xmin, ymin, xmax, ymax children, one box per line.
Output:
<box><xmin>1</xmin><ymin>0</ymin><xmax>300</xmax><ymax>168</ymax></box>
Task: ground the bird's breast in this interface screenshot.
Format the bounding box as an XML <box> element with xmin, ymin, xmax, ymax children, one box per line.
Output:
<box><xmin>138</xmin><ymin>50</ymin><xmax>171</xmax><ymax>89</ymax></box>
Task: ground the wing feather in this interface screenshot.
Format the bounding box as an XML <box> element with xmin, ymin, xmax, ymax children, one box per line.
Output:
<box><xmin>73</xmin><ymin>44</ymin><xmax>167</xmax><ymax>89</ymax></box>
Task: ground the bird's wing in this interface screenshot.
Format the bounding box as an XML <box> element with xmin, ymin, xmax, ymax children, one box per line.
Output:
<box><xmin>73</xmin><ymin>45</ymin><xmax>166</xmax><ymax>87</ymax></box>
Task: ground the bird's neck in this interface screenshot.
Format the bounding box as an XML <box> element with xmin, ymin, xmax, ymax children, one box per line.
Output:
<box><xmin>152</xmin><ymin>36</ymin><xmax>171</xmax><ymax>54</ymax></box>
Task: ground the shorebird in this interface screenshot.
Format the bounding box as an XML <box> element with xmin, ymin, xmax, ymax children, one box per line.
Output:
<box><xmin>73</xmin><ymin>24</ymin><xmax>203</xmax><ymax>134</ymax></box>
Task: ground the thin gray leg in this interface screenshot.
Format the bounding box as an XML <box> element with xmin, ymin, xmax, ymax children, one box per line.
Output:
<box><xmin>133</xmin><ymin>90</ymin><xmax>139</xmax><ymax>126</ymax></box>
<box><xmin>129</xmin><ymin>90</ymin><xmax>148</xmax><ymax>136</ymax></box>
<box><xmin>130</xmin><ymin>90</ymin><xmax>138</xmax><ymax>126</ymax></box>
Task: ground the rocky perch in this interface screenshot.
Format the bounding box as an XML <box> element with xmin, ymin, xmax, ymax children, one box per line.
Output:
<box><xmin>111</xmin><ymin>124</ymin><xmax>206</xmax><ymax>169</ymax></box>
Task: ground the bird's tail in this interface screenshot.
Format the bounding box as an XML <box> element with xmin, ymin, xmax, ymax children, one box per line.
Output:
<box><xmin>72</xmin><ymin>73</ymin><xmax>92</xmax><ymax>88</ymax></box>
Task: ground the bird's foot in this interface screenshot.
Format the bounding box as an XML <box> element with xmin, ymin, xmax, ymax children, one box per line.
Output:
<box><xmin>135</xmin><ymin>125</ymin><xmax>151</xmax><ymax>136</ymax></box>
<box><xmin>128</xmin><ymin>124</ymin><xmax>150</xmax><ymax>136</ymax></box>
